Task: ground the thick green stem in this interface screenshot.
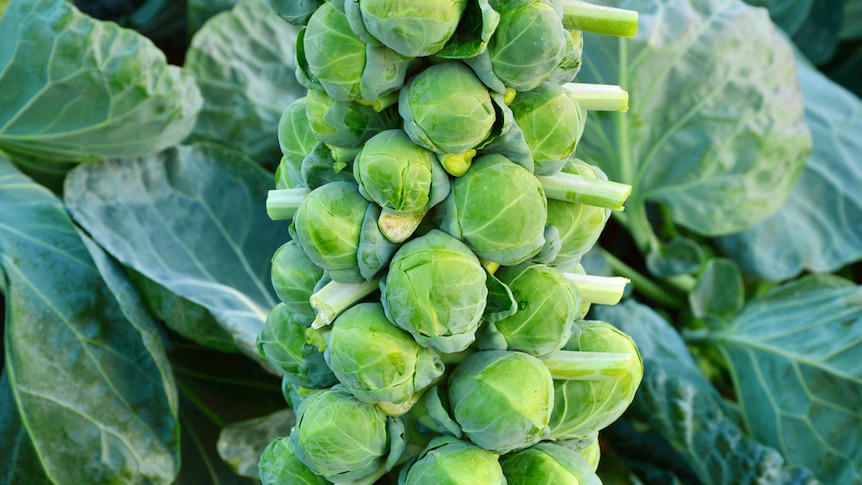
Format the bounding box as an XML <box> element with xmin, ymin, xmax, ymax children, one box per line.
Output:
<box><xmin>561</xmin><ymin>0</ymin><xmax>639</xmax><ymax>37</ymax></box>
<box><xmin>310</xmin><ymin>279</ymin><xmax>379</xmax><ymax>329</ymax></box>
<box><xmin>563</xmin><ymin>273</ymin><xmax>629</xmax><ymax>305</ymax></box>
<box><xmin>599</xmin><ymin>248</ymin><xmax>684</xmax><ymax>308</ymax></box>
<box><xmin>266</xmin><ymin>187</ymin><xmax>309</xmax><ymax>221</ymax></box>
<box><xmin>564</xmin><ymin>83</ymin><xmax>629</xmax><ymax>112</ymax></box>
<box><xmin>537</xmin><ymin>172</ymin><xmax>632</xmax><ymax>210</ymax></box>
<box><xmin>542</xmin><ymin>349</ymin><xmax>633</xmax><ymax>380</ymax></box>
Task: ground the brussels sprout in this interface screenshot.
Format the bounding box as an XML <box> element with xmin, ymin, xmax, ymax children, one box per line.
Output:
<box><xmin>488</xmin><ymin>1</ymin><xmax>568</xmax><ymax>91</ymax></box>
<box><xmin>354</xmin><ymin>129</ymin><xmax>451</xmax><ymax>242</ymax></box>
<box><xmin>381</xmin><ymin>230</ymin><xmax>488</xmax><ymax>354</ymax></box>
<box><xmin>353</xmin><ymin>0</ymin><xmax>468</xmax><ymax>57</ymax></box>
<box><xmin>546</xmin><ymin>29</ymin><xmax>583</xmax><ymax>85</ymax></box>
<box><xmin>291</xmin><ymin>386</ymin><xmax>398</xmax><ymax>482</ymax></box>
<box><xmin>276</xmin><ymin>97</ymin><xmax>318</xmax><ymax>189</ymax></box>
<box><xmin>325</xmin><ymin>302</ymin><xmax>446</xmax><ymax>413</ymax></box>
<box><xmin>259</xmin><ymin>436</ymin><xmax>328</xmax><ymax>485</ymax></box>
<box><xmin>547</xmin><ymin>320</ymin><xmax>643</xmax><ymax>440</ymax></box>
<box><xmin>398</xmin><ymin>436</ymin><xmax>506</xmax><ymax>485</ymax></box>
<box><xmin>544</xmin><ymin>161</ymin><xmax>612</xmax><ymax>267</ymax></box>
<box><xmin>399</xmin><ymin>62</ymin><xmax>496</xmax><ymax>176</ymax></box>
<box><xmin>293</xmin><ymin>181</ymin><xmax>370</xmax><ymax>283</ymax></box>
<box><xmin>257</xmin><ymin>303</ymin><xmax>338</xmax><ymax>389</ymax></box>
<box><xmin>481</xmin><ymin>262</ymin><xmax>583</xmax><ymax>358</ymax></box>
<box><xmin>357</xmin><ymin>203</ymin><xmax>401</xmax><ymax>281</ymax></box>
<box><xmin>509</xmin><ymin>82</ymin><xmax>586</xmax><ymax>176</ymax></box>
<box><xmin>302</xmin><ymin>1</ymin><xmax>412</xmax><ymax>105</ymax></box>
<box><xmin>439</xmin><ymin>154</ymin><xmax>547</xmax><ymax>266</ymax></box>
<box><xmin>262</xmin><ymin>0</ymin><xmax>323</xmax><ymax>26</ymax></box>
<box><xmin>557</xmin><ymin>432</ymin><xmax>601</xmax><ymax>471</ymax></box>
<box><xmin>448</xmin><ymin>350</ymin><xmax>553</xmax><ymax>454</ymax></box>
<box><xmin>305</xmin><ymin>88</ymin><xmax>399</xmax><ymax>149</ymax></box>
<box><xmin>500</xmin><ymin>441</ymin><xmax>600</xmax><ymax>485</ymax></box>
<box><xmin>270</xmin><ymin>240</ymin><xmax>324</xmax><ymax>326</ymax></box>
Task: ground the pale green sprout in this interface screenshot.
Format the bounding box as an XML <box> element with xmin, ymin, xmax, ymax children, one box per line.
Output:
<box><xmin>276</xmin><ymin>97</ymin><xmax>318</xmax><ymax>189</ymax></box>
<box><xmin>381</xmin><ymin>230</ymin><xmax>488</xmax><ymax>354</ymax></box>
<box><xmin>305</xmin><ymin>88</ymin><xmax>399</xmax><ymax>150</ymax></box>
<box><xmin>500</xmin><ymin>441</ymin><xmax>601</xmax><ymax>485</ymax></box>
<box><xmin>258</xmin><ymin>436</ymin><xmax>328</xmax><ymax>485</ymax></box>
<box><xmin>398</xmin><ymin>436</ymin><xmax>506</xmax><ymax>485</ymax></box>
<box><xmin>325</xmin><ymin>302</ymin><xmax>446</xmax><ymax>415</ymax></box>
<box><xmin>270</xmin><ymin>240</ymin><xmax>324</xmax><ymax>326</ymax></box>
<box><xmin>352</xmin><ymin>0</ymin><xmax>468</xmax><ymax>57</ymax></box>
<box><xmin>398</xmin><ymin>62</ymin><xmax>496</xmax><ymax>176</ymax></box>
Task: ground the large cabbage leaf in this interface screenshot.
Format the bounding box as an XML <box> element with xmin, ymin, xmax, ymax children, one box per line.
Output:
<box><xmin>64</xmin><ymin>143</ymin><xmax>287</xmax><ymax>363</ymax></box>
<box><xmin>578</xmin><ymin>0</ymin><xmax>810</xmax><ymax>239</ymax></box>
<box><xmin>0</xmin><ymin>155</ymin><xmax>179</xmax><ymax>484</ymax></box>
<box><xmin>0</xmin><ymin>0</ymin><xmax>201</xmax><ymax>163</ymax></box>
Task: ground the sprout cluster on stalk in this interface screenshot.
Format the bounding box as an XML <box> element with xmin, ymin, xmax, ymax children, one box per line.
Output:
<box><xmin>258</xmin><ymin>0</ymin><xmax>643</xmax><ymax>482</ymax></box>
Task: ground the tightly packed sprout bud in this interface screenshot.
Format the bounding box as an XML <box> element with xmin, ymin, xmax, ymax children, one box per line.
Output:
<box><xmin>260</xmin><ymin>0</ymin><xmax>644</xmax><ymax>481</ymax></box>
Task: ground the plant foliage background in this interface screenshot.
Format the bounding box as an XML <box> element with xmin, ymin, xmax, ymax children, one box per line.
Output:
<box><xmin>0</xmin><ymin>0</ymin><xmax>859</xmax><ymax>483</ymax></box>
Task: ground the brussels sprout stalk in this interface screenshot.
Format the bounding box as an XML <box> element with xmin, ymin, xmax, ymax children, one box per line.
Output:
<box><xmin>266</xmin><ymin>188</ymin><xmax>309</xmax><ymax>220</ymax></box>
<box><xmin>310</xmin><ymin>279</ymin><xmax>379</xmax><ymax>329</ymax></box>
<box><xmin>541</xmin><ymin>349</ymin><xmax>634</xmax><ymax>380</ymax></box>
<box><xmin>378</xmin><ymin>209</ymin><xmax>425</xmax><ymax>243</ymax></box>
<box><xmin>537</xmin><ymin>172</ymin><xmax>632</xmax><ymax>210</ymax></box>
<box><xmin>564</xmin><ymin>83</ymin><xmax>630</xmax><ymax>112</ymax></box>
<box><xmin>561</xmin><ymin>1</ymin><xmax>639</xmax><ymax>38</ymax></box>
<box><xmin>565</xmin><ymin>273</ymin><xmax>629</xmax><ymax>305</ymax></box>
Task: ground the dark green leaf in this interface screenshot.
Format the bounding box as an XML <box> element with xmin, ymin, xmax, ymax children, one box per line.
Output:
<box><xmin>595</xmin><ymin>300</ymin><xmax>820</xmax><ymax>485</ymax></box>
<box><xmin>645</xmin><ymin>237</ymin><xmax>704</xmax><ymax>277</ymax></box>
<box><xmin>187</xmin><ymin>0</ymin><xmax>244</xmax><ymax>34</ymax></box>
<box><xmin>689</xmin><ymin>258</ymin><xmax>744</xmax><ymax>322</ymax></box>
<box><xmin>0</xmin><ymin>0</ymin><xmax>201</xmax><ymax>163</ymax></box>
<box><xmin>218</xmin><ymin>409</ymin><xmax>296</xmax><ymax>478</ymax></box>
<box><xmin>0</xmin><ymin>156</ymin><xmax>179</xmax><ymax>484</ymax></box>
<box><xmin>791</xmin><ymin>0</ymin><xmax>847</xmax><ymax>64</ymax></box>
<box><xmin>841</xmin><ymin>0</ymin><xmax>862</xmax><ymax>39</ymax></box>
<box><xmin>64</xmin><ymin>143</ymin><xmax>288</xmax><ymax>363</ymax></box>
<box><xmin>741</xmin><ymin>0</ymin><xmax>813</xmax><ymax>34</ymax></box>
<box><xmin>126</xmin><ymin>268</ymin><xmax>239</xmax><ymax>353</ymax></box>
<box><xmin>580</xmin><ymin>0</ymin><xmax>811</xmax><ymax>236</ymax></box>
<box><xmin>170</xmin><ymin>340</ymin><xmax>285</xmax><ymax>484</ymax></box>
<box><xmin>185</xmin><ymin>0</ymin><xmax>305</xmax><ymax>166</ymax></box>
<box><xmin>0</xmin><ymin>372</ymin><xmax>50</xmax><ymax>485</ymax></box>
<box><xmin>716</xmin><ymin>58</ymin><xmax>862</xmax><ymax>280</ymax></box>
<box><xmin>707</xmin><ymin>275</ymin><xmax>862</xmax><ymax>483</ymax></box>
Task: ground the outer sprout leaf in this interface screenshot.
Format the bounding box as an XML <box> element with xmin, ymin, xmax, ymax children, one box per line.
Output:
<box><xmin>185</xmin><ymin>0</ymin><xmax>304</xmax><ymax>165</ymax></box>
<box><xmin>716</xmin><ymin>59</ymin><xmax>862</xmax><ymax>280</ymax></box>
<box><xmin>706</xmin><ymin>275</ymin><xmax>862</xmax><ymax>484</ymax></box>
<box><xmin>0</xmin><ymin>0</ymin><xmax>201</xmax><ymax>163</ymax></box>
<box><xmin>595</xmin><ymin>301</ymin><xmax>820</xmax><ymax>485</ymax></box>
<box><xmin>578</xmin><ymin>0</ymin><xmax>811</xmax><ymax>236</ymax></box>
<box><xmin>64</xmin><ymin>143</ymin><xmax>287</xmax><ymax>363</ymax></box>
<box><xmin>0</xmin><ymin>157</ymin><xmax>179</xmax><ymax>484</ymax></box>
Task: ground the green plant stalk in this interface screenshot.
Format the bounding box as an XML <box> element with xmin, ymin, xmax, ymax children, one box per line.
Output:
<box><xmin>564</xmin><ymin>83</ymin><xmax>629</xmax><ymax>112</ymax></box>
<box><xmin>537</xmin><ymin>172</ymin><xmax>632</xmax><ymax>210</ymax></box>
<box><xmin>563</xmin><ymin>272</ymin><xmax>629</xmax><ymax>305</ymax></box>
<box><xmin>309</xmin><ymin>279</ymin><xmax>379</xmax><ymax>329</ymax></box>
<box><xmin>562</xmin><ymin>0</ymin><xmax>639</xmax><ymax>37</ymax></box>
<box><xmin>266</xmin><ymin>187</ymin><xmax>309</xmax><ymax>220</ymax></box>
<box><xmin>541</xmin><ymin>349</ymin><xmax>634</xmax><ymax>380</ymax></box>
<box><xmin>599</xmin><ymin>248</ymin><xmax>684</xmax><ymax>308</ymax></box>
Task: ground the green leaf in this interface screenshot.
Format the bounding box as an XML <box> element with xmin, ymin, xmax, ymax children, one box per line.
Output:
<box><xmin>0</xmin><ymin>372</ymin><xmax>51</xmax><ymax>484</ymax></box>
<box><xmin>595</xmin><ymin>300</ymin><xmax>820</xmax><ymax>485</ymax></box>
<box><xmin>645</xmin><ymin>236</ymin><xmax>704</xmax><ymax>277</ymax></box>
<box><xmin>689</xmin><ymin>258</ymin><xmax>744</xmax><ymax>322</ymax></box>
<box><xmin>0</xmin><ymin>156</ymin><xmax>179</xmax><ymax>484</ymax></box>
<box><xmin>63</xmin><ymin>143</ymin><xmax>288</xmax><ymax>363</ymax></box>
<box><xmin>579</xmin><ymin>0</ymin><xmax>811</xmax><ymax>237</ymax></box>
<box><xmin>218</xmin><ymin>409</ymin><xmax>296</xmax><ymax>479</ymax></box>
<box><xmin>741</xmin><ymin>0</ymin><xmax>813</xmax><ymax>34</ymax></box>
<box><xmin>716</xmin><ymin>58</ymin><xmax>862</xmax><ymax>280</ymax></box>
<box><xmin>707</xmin><ymin>275</ymin><xmax>862</xmax><ymax>483</ymax></box>
<box><xmin>791</xmin><ymin>0</ymin><xmax>847</xmax><ymax>64</ymax></box>
<box><xmin>0</xmin><ymin>0</ymin><xmax>201</xmax><ymax>163</ymax></box>
<box><xmin>188</xmin><ymin>0</ymin><xmax>245</xmax><ymax>34</ymax></box>
<box><xmin>841</xmin><ymin>0</ymin><xmax>862</xmax><ymax>39</ymax></box>
<box><xmin>126</xmin><ymin>268</ymin><xmax>239</xmax><ymax>353</ymax></box>
<box><xmin>185</xmin><ymin>0</ymin><xmax>305</xmax><ymax>166</ymax></box>
<box><xmin>170</xmin><ymin>340</ymin><xmax>285</xmax><ymax>484</ymax></box>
